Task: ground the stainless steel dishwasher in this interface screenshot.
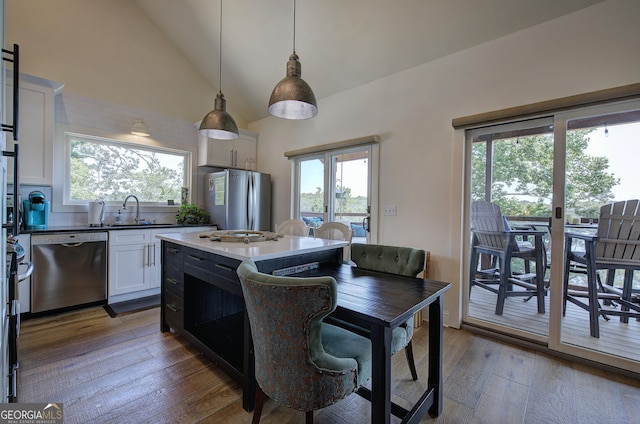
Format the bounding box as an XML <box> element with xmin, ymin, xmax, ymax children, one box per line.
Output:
<box><xmin>31</xmin><ymin>232</ymin><xmax>108</xmax><ymax>313</ymax></box>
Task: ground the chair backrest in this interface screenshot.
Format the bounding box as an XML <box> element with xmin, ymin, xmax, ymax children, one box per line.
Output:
<box><xmin>236</xmin><ymin>260</ymin><xmax>359</xmax><ymax>412</ymax></box>
<box><xmin>314</xmin><ymin>222</ymin><xmax>353</xmax><ymax>242</ymax></box>
<box><xmin>314</xmin><ymin>222</ymin><xmax>353</xmax><ymax>262</ymax></box>
<box><xmin>595</xmin><ymin>200</ymin><xmax>640</xmax><ymax>262</ymax></box>
<box><xmin>276</xmin><ymin>219</ymin><xmax>310</xmax><ymax>237</ymax></box>
<box><xmin>470</xmin><ymin>201</ymin><xmax>509</xmax><ymax>249</ymax></box>
<box><xmin>351</xmin><ymin>243</ymin><xmax>426</xmax><ymax>277</ymax></box>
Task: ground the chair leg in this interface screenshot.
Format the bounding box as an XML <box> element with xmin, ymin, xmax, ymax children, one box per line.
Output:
<box><xmin>469</xmin><ymin>248</ymin><xmax>479</xmax><ymax>298</ymax></box>
<box><xmin>621</xmin><ymin>270</ymin><xmax>633</xmax><ymax>324</ymax></box>
<box><xmin>252</xmin><ymin>385</ymin><xmax>265</xmax><ymax>424</ymax></box>
<box><xmin>495</xmin><ymin>255</ymin><xmax>509</xmax><ymax>315</ymax></box>
<box><xmin>405</xmin><ymin>341</ymin><xmax>418</xmax><ymax>381</ymax></box>
<box><xmin>306</xmin><ymin>411</ymin><xmax>314</xmax><ymax>424</ymax></box>
<box><xmin>585</xmin><ymin>246</ymin><xmax>600</xmax><ymax>338</ymax></box>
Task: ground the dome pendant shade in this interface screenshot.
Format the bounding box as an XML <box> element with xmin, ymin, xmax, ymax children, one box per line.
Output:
<box><xmin>268</xmin><ymin>52</ymin><xmax>318</xmax><ymax>120</ymax></box>
<box><xmin>131</xmin><ymin>118</ymin><xmax>150</xmax><ymax>137</ymax></box>
<box><xmin>199</xmin><ymin>92</ymin><xmax>239</xmax><ymax>139</ymax></box>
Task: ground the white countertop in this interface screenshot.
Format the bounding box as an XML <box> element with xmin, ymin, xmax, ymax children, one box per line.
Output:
<box><xmin>156</xmin><ymin>231</ymin><xmax>348</xmax><ymax>262</ymax></box>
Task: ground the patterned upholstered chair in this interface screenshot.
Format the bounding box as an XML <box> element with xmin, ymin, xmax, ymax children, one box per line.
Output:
<box><xmin>342</xmin><ymin>243</ymin><xmax>426</xmax><ymax>381</ymax></box>
<box><xmin>237</xmin><ymin>260</ymin><xmax>372</xmax><ymax>424</ymax></box>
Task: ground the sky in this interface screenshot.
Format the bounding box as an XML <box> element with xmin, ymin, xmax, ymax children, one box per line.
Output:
<box><xmin>584</xmin><ymin>121</ymin><xmax>640</xmax><ymax>202</ymax></box>
<box><xmin>300</xmin><ymin>157</ymin><xmax>369</xmax><ymax>197</ymax></box>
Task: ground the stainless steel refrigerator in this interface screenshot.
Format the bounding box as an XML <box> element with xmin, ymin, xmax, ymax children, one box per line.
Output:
<box><xmin>205</xmin><ymin>169</ymin><xmax>271</xmax><ymax>231</ymax></box>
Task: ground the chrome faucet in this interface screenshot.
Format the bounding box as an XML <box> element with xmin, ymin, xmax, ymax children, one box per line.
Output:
<box><xmin>123</xmin><ymin>195</ymin><xmax>140</xmax><ymax>224</ymax></box>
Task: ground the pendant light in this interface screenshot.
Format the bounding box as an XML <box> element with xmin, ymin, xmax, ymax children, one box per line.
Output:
<box><xmin>131</xmin><ymin>118</ymin><xmax>150</xmax><ymax>137</ymax></box>
<box><xmin>199</xmin><ymin>0</ymin><xmax>239</xmax><ymax>140</ymax></box>
<box><xmin>268</xmin><ymin>0</ymin><xmax>317</xmax><ymax>120</ymax></box>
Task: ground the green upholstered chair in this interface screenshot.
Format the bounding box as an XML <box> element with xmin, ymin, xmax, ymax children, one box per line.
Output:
<box><xmin>348</xmin><ymin>243</ymin><xmax>427</xmax><ymax>381</ymax></box>
<box><xmin>237</xmin><ymin>260</ymin><xmax>372</xmax><ymax>424</ymax></box>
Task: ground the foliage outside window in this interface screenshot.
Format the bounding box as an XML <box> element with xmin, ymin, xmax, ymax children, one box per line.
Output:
<box><xmin>67</xmin><ymin>134</ymin><xmax>189</xmax><ymax>204</ymax></box>
<box><xmin>471</xmin><ymin>129</ymin><xmax>618</xmax><ymax>218</ymax></box>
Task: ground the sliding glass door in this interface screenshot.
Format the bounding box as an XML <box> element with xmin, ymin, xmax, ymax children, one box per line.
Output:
<box><xmin>465</xmin><ymin>117</ymin><xmax>554</xmax><ymax>342</ymax></box>
<box><xmin>552</xmin><ymin>100</ymin><xmax>640</xmax><ymax>369</ymax></box>
<box><xmin>463</xmin><ymin>99</ymin><xmax>640</xmax><ymax>373</ymax></box>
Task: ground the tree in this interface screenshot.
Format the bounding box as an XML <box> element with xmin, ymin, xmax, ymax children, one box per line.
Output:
<box><xmin>70</xmin><ymin>140</ymin><xmax>183</xmax><ymax>202</ymax></box>
<box><xmin>472</xmin><ymin>129</ymin><xmax>618</xmax><ymax>217</ymax></box>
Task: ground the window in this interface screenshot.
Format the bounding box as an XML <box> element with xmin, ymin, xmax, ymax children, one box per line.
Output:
<box><xmin>64</xmin><ymin>133</ymin><xmax>190</xmax><ymax>205</ymax></box>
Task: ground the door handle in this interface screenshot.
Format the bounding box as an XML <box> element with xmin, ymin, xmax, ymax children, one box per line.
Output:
<box><xmin>2</xmin><ymin>44</ymin><xmax>19</xmax><ymax>141</ymax></box>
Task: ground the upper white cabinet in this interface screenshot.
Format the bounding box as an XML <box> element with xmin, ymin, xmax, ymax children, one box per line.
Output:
<box><xmin>198</xmin><ymin>128</ymin><xmax>257</xmax><ymax>169</ymax></box>
<box><xmin>6</xmin><ymin>74</ymin><xmax>63</xmax><ymax>185</ymax></box>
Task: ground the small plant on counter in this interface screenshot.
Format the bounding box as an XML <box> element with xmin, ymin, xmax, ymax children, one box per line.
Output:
<box><xmin>176</xmin><ymin>203</ymin><xmax>210</xmax><ymax>224</ymax></box>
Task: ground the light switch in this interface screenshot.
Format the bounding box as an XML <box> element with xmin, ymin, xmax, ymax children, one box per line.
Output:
<box><xmin>383</xmin><ymin>205</ymin><xmax>397</xmax><ymax>216</ymax></box>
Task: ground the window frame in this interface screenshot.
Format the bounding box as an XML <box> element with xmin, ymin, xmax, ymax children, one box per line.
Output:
<box><xmin>53</xmin><ymin>127</ymin><xmax>192</xmax><ymax>213</ymax></box>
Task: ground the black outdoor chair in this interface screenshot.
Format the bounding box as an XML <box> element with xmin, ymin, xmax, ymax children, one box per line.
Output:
<box><xmin>470</xmin><ymin>201</ymin><xmax>547</xmax><ymax>315</ymax></box>
<box><xmin>563</xmin><ymin>200</ymin><xmax>640</xmax><ymax>338</ymax></box>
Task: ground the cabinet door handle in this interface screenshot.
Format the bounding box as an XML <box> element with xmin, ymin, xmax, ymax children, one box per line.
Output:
<box><xmin>167</xmin><ymin>278</ymin><xmax>180</xmax><ymax>286</ymax></box>
<box><xmin>234</xmin><ymin>150</ymin><xmax>238</xmax><ymax>167</ymax></box>
<box><xmin>144</xmin><ymin>245</ymin><xmax>150</xmax><ymax>267</ymax></box>
<box><xmin>230</xmin><ymin>150</ymin><xmax>233</xmax><ymax>165</ymax></box>
<box><xmin>188</xmin><ymin>254</ymin><xmax>204</xmax><ymax>262</ymax></box>
<box><xmin>153</xmin><ymin>243</ymin><xmax>157</xmax><ymax>266</ymax></box>
<box><xmin>166</xmin><ymin>303</ymin><xmax>181</xmax><ymax>312</ymax></box>
<box><xmin>166</xmin><ymin>247</ymin><xmax>179</xmax><ymax>254</ymax></box>
<box><xmin>214</xmin><ymin>263</ymin><xmax>234</xmax><ymax>272</ymax></box>
<box><xmin>2</xmin><ymin>44</ymin><xmax>19</xmax><ymax>141</ymax></box>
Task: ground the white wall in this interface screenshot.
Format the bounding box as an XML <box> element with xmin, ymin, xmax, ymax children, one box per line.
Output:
<box><xmin>49</xmin><ymin>91</ymin><xmax>200</xmax><ymax>226</ymax></box>
<box><xmin>6</xmin><ymin>0</ymin><xmax>245</xmax><ymax>127</ymax></box>
<box><xmin>250</xmin><ymin>0</ymin><xmax>640</xmax><ymax>327</ymax></box>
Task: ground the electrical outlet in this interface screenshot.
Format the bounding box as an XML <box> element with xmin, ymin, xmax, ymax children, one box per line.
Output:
<box><xmin>383</xmin><ymin>205</ymin><xmax>397</xmax><ymax>216</ymax></box>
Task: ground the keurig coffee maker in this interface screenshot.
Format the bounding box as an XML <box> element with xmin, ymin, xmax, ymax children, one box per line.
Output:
<box><xmin>23</xmin><ymin>191</ymin><xmax>50</xmax><ymax>229</ymax></box>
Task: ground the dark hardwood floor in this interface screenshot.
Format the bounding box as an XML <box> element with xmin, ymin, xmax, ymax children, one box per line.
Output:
<box><xmin>17</xmin><ymin>306</ymin><xmax>640</xmax><ymax>423</ymax></box>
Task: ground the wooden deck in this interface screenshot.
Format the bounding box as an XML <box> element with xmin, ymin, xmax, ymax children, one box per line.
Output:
<box><xmin>468</xmin><ymin>285</ymin><xmax>640</xmax><ymax>362</ymax></box>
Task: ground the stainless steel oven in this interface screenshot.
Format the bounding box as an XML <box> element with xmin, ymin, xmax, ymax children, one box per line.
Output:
<box><xmin>31</xmin><ymin>232</ymin><xmax>107</xmax><ymax>314</ymax></box>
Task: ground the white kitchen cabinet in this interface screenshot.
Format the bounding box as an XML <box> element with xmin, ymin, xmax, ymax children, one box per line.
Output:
<box><xmin>6</xmin><ymin>74</ymin><xmax>63</xmax><ymax>185</ymax></box>
<box><xmin>108</xmin><ymin>228</ymin><xmax>181</xmax><ymax>302</ymax></box>
<box><xmin>108</xmin><ymin>227</ymin><xmax>213</xmax><ymax>303</ymax></box>
<box><xmin>108</xmin><ymin>229</ymin><xmax>153</xmax><ymax>302</ymax></box>
<box><xmin>197</xmin><ymin>129</ymin><xmax>257</xmax><ymax>169</ymax></box>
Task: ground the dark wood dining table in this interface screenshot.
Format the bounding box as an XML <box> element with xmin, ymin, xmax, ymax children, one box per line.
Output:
<box><xmin>294</xmin><ymin>263</ymin><xmax>451</xmax><ymax>424</ymax></box>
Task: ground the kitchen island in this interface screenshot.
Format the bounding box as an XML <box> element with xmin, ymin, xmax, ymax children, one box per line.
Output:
<box><xmin>156</xmin><ymin>231</ymin><xmax>348</xmax><ymax>411</ymax></box>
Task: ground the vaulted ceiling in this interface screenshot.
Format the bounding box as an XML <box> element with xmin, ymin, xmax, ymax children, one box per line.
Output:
<box><xmin>132</xmin><ymin>0</ymin><xmax>605</xmax><ymax>124</ymax></box>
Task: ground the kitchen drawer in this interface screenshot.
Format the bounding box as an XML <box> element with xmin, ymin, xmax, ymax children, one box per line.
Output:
<box><xmin>184</xmin><ymin>247</ymin><xmax>212</xmax><ymax>274</ymax></box>
<box><xmin>163</xmin><ymin>242</ymin><xmax>184</xmax><ymax>264</ymax></box>
<box><xmin>210</xmin><ymin>255</ymin><xmax>242</xmax><ymax>284</ymax></box>
<box><xmin>164</xmin><ymin>291</ymin><xmax>184</xmax><ymax>330</ymax></box>
<box><xmin>164</xmin><ymin>266</ymin><xmax>184</xmax><ymax>297</ymax></box>
<box><xmin>109</xmin><ymin>229</ymin><xmax>153</xmax><ymax>245</ymax></box>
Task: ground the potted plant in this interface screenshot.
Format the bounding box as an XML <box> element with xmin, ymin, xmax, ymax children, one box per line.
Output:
<box><xmin>176</xmin><ymin>203</ymin><xmax>210</xmax><ymax>224</ymax></box>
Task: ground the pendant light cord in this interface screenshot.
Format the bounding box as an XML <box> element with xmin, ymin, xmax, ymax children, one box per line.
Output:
<box><xmin>292</xmin><ymin>0</ymin><xmax>296</xmax><ymax>53</ymax></box>
<box><xmin>219</xmin><ymin>0</ymin><xmax>223</xmax><ymax>92</ymax></box>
